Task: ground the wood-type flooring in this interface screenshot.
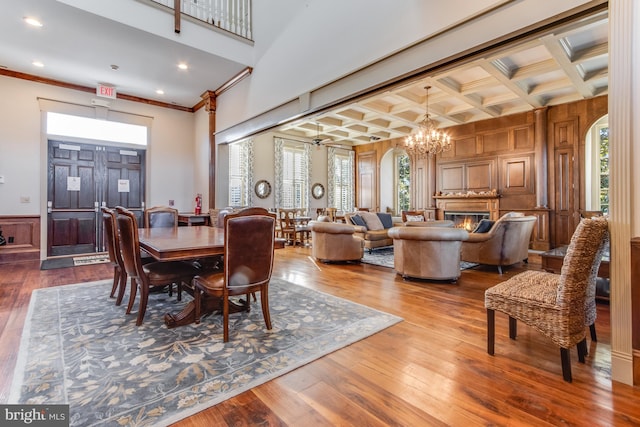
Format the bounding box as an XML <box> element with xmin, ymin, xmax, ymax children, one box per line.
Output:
<box><xmin>1</xmin><ymin>246</ymin><xmax>638</xmax><ymax>426</ymax></box>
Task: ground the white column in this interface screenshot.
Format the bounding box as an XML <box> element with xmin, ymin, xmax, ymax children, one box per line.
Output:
<box><xmin>609</xmin><ymin>0</ymin><xmax>640</xmax><ymax>385</ymax></box>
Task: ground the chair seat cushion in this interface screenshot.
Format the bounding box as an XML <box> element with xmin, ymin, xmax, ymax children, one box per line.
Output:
<box><xmin>143</xmin><ymin>261</ymin><xmax>198</xmax><ymax>282</ymax></box>
<box><xmin>485</xmin><ymin>270</ymin><xmax>560</xmax><ymax>307</ymax></box>
<box><xmin>192</xmin><ymin>271</ymin><xmax>225</xmax><ymax>292</ymax></box>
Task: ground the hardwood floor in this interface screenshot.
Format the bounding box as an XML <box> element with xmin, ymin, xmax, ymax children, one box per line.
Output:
<box><xmin>1</xmin><ymin>248</ymin><xmax>639</xmax><ymax>426</ymax></box>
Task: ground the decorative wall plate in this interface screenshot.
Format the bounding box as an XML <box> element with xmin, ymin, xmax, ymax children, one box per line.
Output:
<box><xmin>255</xmin><ymin>180</ymin><xmax>272</xmax><ymax>199</ymax></box>
<box><xmin>312</xmin><ymin>183</ymin><xmax>325</xmax><ymax>199</ymax></box>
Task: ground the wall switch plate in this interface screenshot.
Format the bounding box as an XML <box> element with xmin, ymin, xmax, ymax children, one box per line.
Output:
<box><xmin>0</xmin><ymin>175</ymin><xmax>4</xmax><ymax>184</ymax></box>
<box><xmin>20</xmin><ymin>196</ymin><xmax>30</xmax><ymax>203</ymax></box>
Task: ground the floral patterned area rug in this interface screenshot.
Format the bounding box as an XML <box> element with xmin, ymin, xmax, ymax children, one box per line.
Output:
<box><xmin>10</xmin><ymin>278</ymin><xmax>401</xmax><ymax>427</ymax></box>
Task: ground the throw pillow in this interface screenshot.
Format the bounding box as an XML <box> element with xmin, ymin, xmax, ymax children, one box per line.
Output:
<box><xmin>473</xmin><ymin>219</ymin><xmax>495</xmax><ymax>233</ymax></box>
<box><xmin>376</xmin><ymin>212</ymin><xmax>393</xmax><ymax>229</ymax></box>
<box><xmin>360</xmin><ymin>211</ymin><xmax>384</xmax><ymax>231</ymax></box>
<box><xmin>350</xmin><ymin>214</ymin><xmax>367</xmax><ymax>228</ymax></box>
<box><xmin>406</xmin><ymin>214</ymin><xmax>425</xmax><ymax>222</ymax></box>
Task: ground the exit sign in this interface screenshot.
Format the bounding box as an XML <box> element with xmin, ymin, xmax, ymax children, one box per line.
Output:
<box><xmin>96</xmin><ymin>84</ymin><xmax>116</xmax><ymax>99</ymax></box>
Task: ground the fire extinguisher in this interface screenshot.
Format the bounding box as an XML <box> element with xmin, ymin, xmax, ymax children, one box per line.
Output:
<box><xmin>195</xmin><ymin>194</ymin><xmax>202</xmax><ymax>215</ymax></box>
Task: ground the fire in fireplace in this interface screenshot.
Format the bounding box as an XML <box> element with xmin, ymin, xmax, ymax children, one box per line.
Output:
<box><xmin>444</xmin><ymin>211</ymin><xmax>490</xmax><ymax>231</ymax></box>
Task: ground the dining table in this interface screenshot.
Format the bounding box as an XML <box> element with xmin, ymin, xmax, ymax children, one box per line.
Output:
<box><xmin>138</xmin><ymin>226</ymin><xmax>284</xmax><ymax>328</ymax></box>
<box><xmin>138</xmin><ymin>226</ymin><xmax>230</xmax><ymax>328</ymax></box>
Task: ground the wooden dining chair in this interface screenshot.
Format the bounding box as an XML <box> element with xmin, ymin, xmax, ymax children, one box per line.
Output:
<box><xmin>144</xmin><ymin>206</ymin><xmax>179</xmax><ymax>228</ymax></box>
<box><xmin>192</xmin><ymin>207</ymin><xmax>276</xmax><ymax>342</ymax></box>
<box><xmin>115</xmin><ymin>207</ymin><xmax>200</xmax><ymax>326</ymax></box>
<box><xmin>102</xmin><ymin>207</ymin><xmax>127</xmax><ymax>306</ymax></box>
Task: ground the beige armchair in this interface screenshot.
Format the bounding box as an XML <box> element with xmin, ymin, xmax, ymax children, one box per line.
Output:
<box><xmin>460</xmin><ymin>213</ymin><xmax>536</xmax><ymax>274</ymax></box>
<box><xmin>310</xmin><ymin>221</ymin><xmax>364</xmax><ymax>262</ymax></box>
<box><xmin>388</xmin><ymin>226</ymin><xmax>469</xmax><ymax>281</ymax></box>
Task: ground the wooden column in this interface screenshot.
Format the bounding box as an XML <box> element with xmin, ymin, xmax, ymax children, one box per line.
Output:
<box><xmin>174</xmin><ymin>0</ymin><xmax>181</xmax><ymax>33</ymax></box>
<box><xmin>201</xmin><ymin>91</ymin><xmax>217</xmax><ymax>209</ymax></box>
<box><xmin>534</xmin><ymin>107</ymin><xmax>548</xmax><ymax>209</ymax></box>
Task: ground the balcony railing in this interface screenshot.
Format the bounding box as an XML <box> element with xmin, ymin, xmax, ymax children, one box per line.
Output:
<box><xmin>150</xmin><ymin>0</ymin><xmax>252</xmax><ymax>40</ymax></box>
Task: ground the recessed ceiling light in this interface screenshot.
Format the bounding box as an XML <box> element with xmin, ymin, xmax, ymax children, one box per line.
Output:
<box><xmin>32</xmin><ymin>61</ymin><xmax>44</xmax><ymax>68</ymax></box>
<box><xmin>156</xmin><ymin>89</ymin><xmax>164</xmax><ymax>95</ymax></box>
<box><xmin>177</xmin><ymin>63</ymin><xmax>188</xmax><ymax>70</ymax></box>
<box><xmin>110</xmin><ymin>64</ymin><xmax>119</xmax><ymax>71</ymax></box>
<box><xmin>24</xmin><ymin>17</ymin><xmax>43</xmax><ymax>27</ymax></box>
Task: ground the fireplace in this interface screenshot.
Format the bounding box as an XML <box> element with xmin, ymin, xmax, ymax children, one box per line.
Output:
<box><xmin>434</xmin><ymin>194</ymin><xmax>500</xmax><ymax>228</ymax></box>
<box><xmin>444</xmin><ymin>211</ymin><xmax>490</xmax><ymax>231</ymax></box>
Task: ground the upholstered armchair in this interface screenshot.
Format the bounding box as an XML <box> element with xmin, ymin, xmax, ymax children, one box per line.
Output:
<box><xmin>310</xmin><ymin>221</ymin><xmax>364</xmax><ymax>262</ymax></box>
<box><xmin>460</xmin><ymin>213</ymin><xmax>536</xmax><ymax>274</ymax></box>
<box><xmin>388</xmin><ymin>226</ymin><xmax>469</xmax><ymax>281</ymax></box>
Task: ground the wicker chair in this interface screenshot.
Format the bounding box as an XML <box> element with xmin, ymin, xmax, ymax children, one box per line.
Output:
<box><xmin>485</xmin><ymin>216</ymin><xmax>609</xmax><ymax>382</ymax></box>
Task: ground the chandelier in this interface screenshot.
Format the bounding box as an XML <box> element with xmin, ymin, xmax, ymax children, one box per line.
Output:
<box><xmin>404</xmin><ymin>86</ymin><xmax>451</xmax><ymax>157</ymax></box>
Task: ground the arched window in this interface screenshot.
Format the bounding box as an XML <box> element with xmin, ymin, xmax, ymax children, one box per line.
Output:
<box><xmin>585</xmin><ymin>115</ymin><xmax>609</xmax><ymax>214</ymax></box>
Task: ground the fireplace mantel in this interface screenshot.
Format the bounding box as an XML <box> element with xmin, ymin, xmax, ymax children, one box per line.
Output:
<box><xmin>434</xmin><ymin>194</ymin><xmax>500</xmax><ymax>220</ymax></box>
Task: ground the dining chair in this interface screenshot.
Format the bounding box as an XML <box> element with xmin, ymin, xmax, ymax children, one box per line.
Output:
<box><xmin>485</xmin><ymin>216</ymin><xmax>609</xmax><ymax>382</ymax></box>
<box><xmin>143</xmin><ymin>205</ymin><xmax>181</xmax><ymax>296</ymax></box>
<box><xmin>192</xmin><ymin>207</ymin><xmax>276</xmax><ymax>342</ymax></box>
<box><xmin>144</xmin><ymin>205</ymin><xmax>179</xmax><ymax>228</ymax></box>
<box><xmin>102</xmin><ymin>207</ymin><xmax>127</xmax><ymax>306</ymax></box>
<box><xmin>278</xmin><ymin>209</ymin><xmax>297</xmax><ymax>245</ymax></box>
<box><xmin>115</xmin><ymin>207</ymin><xmax>200</xmax><ymax>326</ymax></box>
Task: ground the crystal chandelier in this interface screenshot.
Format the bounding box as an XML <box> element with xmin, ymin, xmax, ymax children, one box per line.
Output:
<box><xmin>404</xmin><ymin>86</ymin><xmax>451</xmax><ymax>157</ymax></box>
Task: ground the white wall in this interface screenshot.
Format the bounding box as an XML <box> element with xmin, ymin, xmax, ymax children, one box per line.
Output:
<box><xmin>0</xmin><ymin>74</ymin><xmax>199</xmax><ymax>234</ymax></box>
<box><xmin>216</xmin><ymin>0</ymin><xmax>596</xmax><ymax>135</ymax></box>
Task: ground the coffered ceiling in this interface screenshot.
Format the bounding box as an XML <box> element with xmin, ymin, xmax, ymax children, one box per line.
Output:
<box><xmin>278</xmin><ymin>11</ymin><xmax>608</xmax><ymax>148</ymax></box>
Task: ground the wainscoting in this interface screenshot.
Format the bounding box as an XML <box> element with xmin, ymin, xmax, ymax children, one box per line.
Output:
<box><xmin>0</xmin><ymin>216</ymin><xmax>40</xmax><ymax>263</ymax></box>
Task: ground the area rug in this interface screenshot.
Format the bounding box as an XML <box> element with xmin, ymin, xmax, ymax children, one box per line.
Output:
<box><xmin>362</xmin><ymin>246</ymin><xmax>478</xmax><ymax>270</ymax></box>
<box><xmin>9</xmin><ymin>278</ymin><xmax>402</xmax><ymax>426</ymax></box>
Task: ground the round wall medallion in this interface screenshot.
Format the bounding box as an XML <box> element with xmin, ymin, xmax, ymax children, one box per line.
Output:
<box><xmin>255</xmin><ymin>180</ymin><xmax>272</xmax><ymax>199</ymax></box>
<box><xmin>312</xmin><ymin>183</ymin><xmax>325</xmax><ymax>199</ymax></box>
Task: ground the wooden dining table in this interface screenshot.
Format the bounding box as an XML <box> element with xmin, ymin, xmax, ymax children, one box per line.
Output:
<box><xmin>138</xmin><ymin>226</ymin><xmax>285</xmax><ymax>328</ymax></box>
<box><xmin>138</xmin><ymin>226</ymin><xmax>226</xmax><ymax>328</ymax></box>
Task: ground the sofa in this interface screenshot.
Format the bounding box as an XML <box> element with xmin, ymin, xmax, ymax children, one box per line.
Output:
<box><xmin>460</xmin><ymin>212</ymin><xmax>537</xmax><ymax>274</ymax></box>
<box><xmin>388</xmin><ymin>226</ymin><xmax>469</xmax><ymax>281</ymax></box>
<box><xmin>344</xmin><ymin>211</ymin><xmax>401</xmax><ymax>252</ymax></box>
<box><xmin>309</xmin><ymin>220</ymin><xmax>364</xmax><ymax>262</ymax></box>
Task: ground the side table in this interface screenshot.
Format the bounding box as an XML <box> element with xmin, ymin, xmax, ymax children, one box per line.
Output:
<box><xmin>540</xmin><ymin>244</ymin><xmax>610</xmax><ymax>301</ymax></box>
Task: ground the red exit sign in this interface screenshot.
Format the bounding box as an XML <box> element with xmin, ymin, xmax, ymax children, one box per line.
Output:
<box><xmin>96</xmin><ymin>84</ymin><xmax>116</xmax><ymax>99</ymax></box>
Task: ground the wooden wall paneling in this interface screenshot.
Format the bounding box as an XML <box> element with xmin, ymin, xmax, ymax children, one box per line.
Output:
<box><xmin>465</xmin><ymin>160</ymin><xmax>495</xmax><ymax>192</ymax></box>
<box><xmin>449</xmin><ymin>136</ymin><xmax>476</xmax><ymax>158</ymax></box>
<box><xmin>479</xmin><ymin>130</ymin><xmax>509</xmax><ymax>154</ymax></box>
<box><xmin>554</xmin><ymin>147</ymin><xmax>575</xmax><ymax>246</ymax></box>
<box><xmin>439</xmin><ymin>164</ymin><xmax>464</xmax><ymax>193</ymax></box>
<box><xmin>500</xmin><ymin>154</ymin><xmax>533</xmax><ymax>195</ymax></box>
<box><xmin>0</xmin><ymin>216</ymin><xmax>40</xmax><ymax>263</ymax></box>
<box><xmin>357</xmin><ymin>151</ymin><xmax>376</xmax><ymax>211</ymax></box>
<box><xmin>513</xmin><ymin>125</ymin><xmax>534</xmax><ymax>150</ymax></box>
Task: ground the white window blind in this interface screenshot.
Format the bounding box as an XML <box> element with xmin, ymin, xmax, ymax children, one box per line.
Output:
<box><xmin>228</xmin><ymin>141</ymin><xmax>247</xmax><ymax>206</ymax></box>
<box><xmin>281</xmin><ymin>145</ymin><xmax>307</xmax><ymax>209</ymax></box>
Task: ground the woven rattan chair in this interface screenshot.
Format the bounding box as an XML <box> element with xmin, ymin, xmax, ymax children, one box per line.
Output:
<box><xmin>485</xmin><ymin>216</ymin><xmax>609</xmax><ymax>382</ymax></box>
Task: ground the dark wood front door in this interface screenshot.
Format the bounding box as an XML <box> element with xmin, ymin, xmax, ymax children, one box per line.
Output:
<box><xmin>47</xmin><ymin>141</ymin><xmax>145</xmax><ymax>256</ymax></box>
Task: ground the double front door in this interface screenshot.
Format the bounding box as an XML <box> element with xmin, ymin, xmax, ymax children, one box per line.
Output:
<box><xmin>47</xmin><ymin>140</ymin><xmax>146</xmax><ymax>256</ymax></box>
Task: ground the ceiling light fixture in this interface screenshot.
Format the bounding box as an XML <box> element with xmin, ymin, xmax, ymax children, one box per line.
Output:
<box><xmin>177</xmin><ymin>63</ymin><xmax>188</xmax><ymax>70</ymax></box>
<box><xmin>404</xmin><ymin>86</ymin><xmax>451</xmax><ymax>157</ymax></box>
<box><xmin>156</xmin><ymin>89</ymin><xmax>164</xmax><ymax>95</ymax></box>
<box><xmin>32</xmin><ymin>61</ymin><xmax>44</xmax><ymax>68</ymax></box>
<box><xmin>24</xmin><ymin>17</ymin><xmax>43</xmax><ymax>27</ymax></box>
